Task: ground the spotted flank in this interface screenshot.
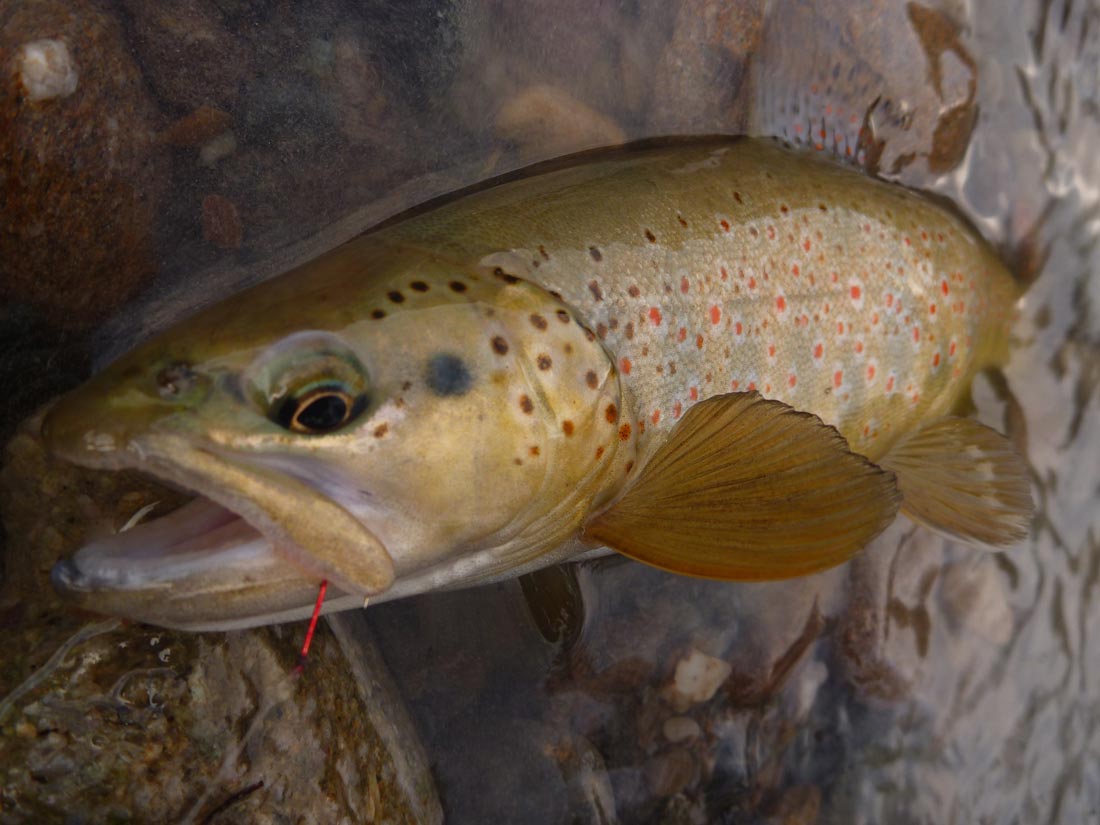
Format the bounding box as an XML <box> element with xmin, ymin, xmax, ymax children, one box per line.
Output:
<box><xmin>42</xmin><ymin>138</ymin><xmax>1032</xmax><ymax>631</ymax></box>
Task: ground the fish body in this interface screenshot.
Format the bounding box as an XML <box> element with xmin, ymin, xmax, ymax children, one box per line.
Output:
<box><xmin>43</xmin><ymin>138</ymin><xmax>1030</xmax><ymax>630</ymax></box>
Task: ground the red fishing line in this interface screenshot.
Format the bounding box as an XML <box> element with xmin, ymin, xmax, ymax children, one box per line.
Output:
<box><xmin>293</xmin><ymin>579</ymin><xmax>328</xmax><ymax>675</ymax></box>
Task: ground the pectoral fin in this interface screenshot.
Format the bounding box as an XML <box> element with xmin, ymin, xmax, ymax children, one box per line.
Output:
<box><xmin>880</xmin><ymin>417</ymin><xmax>1033</xmax><ymax>545</ymax></box>
<box><xmin>582</xmin><ymin>392</ymin><xmax>901</xmax><ymax>580</ymax></box>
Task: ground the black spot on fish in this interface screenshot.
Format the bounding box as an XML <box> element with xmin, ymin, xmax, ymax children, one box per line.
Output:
<box><xmin>388</xmin><ymin>291</ymin><xmax>405</xmax><ymax>303</ymax></box>
<box><xmin>491</xmin><ymin>336</ymin><xmax>509</xmax><ymax>355</ymax></box>
<box><xmin>371</xmin><ymin>309</ymin><xmax>386</xmax><ymax>319</ymax></box>
<box><xmin>449</xmin><ymin>280</ymin><xmax>468</xmax><ymax>293</ymax></box>
<box><xmin>426</xmin><ymin>353</ymin><xmax>473</xmax><ymax>397</ymax></box>
<box><xmin>644</xmin><ymin>229</ymin><xmax>656</xmax><ymax>242</ymax></box>
<box><xmin>494</xmin><ymin>267</ymin><xmax>520</xmax><ymax>284</ymax></box>
<box><xmin>410</xmin><ymin>281</ymin><xmax>429</xmax><ymax>292</ymax></box>
<box><xmin>556</xmin><ymin>309</ymin><xmax>570</xmax><ymax>324</ymax></box>
<box><xmin>589</xmin><ymin>246</ymin><xmax>603</xmax><ymax>262</ymax></box>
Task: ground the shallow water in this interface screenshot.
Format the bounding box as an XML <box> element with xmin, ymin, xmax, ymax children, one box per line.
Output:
<box><xmin>2</xmin><ymin>0</ymin><xmax>1098</xmax><ymax>822</ymax></box>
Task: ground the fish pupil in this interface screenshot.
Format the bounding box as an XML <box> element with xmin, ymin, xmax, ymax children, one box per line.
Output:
<box><xmin>277</xmin><ymin>385</ymin><xmax>362</xmax><ymax>433</ymax></box>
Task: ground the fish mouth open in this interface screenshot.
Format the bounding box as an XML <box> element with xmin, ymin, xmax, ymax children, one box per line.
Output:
<box><xmin>45</xmin><ymin>425</ymin><xmax>395</xmax><ymax>631</ymax></box>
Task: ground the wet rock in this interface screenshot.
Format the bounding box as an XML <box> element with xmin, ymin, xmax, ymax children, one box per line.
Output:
<box><xmin>159</xmin><ymin>104</ymin><xmax>233</xmax><ymax>147</ymax></box>
<box><xmin>643</xmin><ymin>746</ymin><xmax>699</xmax><ymax>798</ymax></box>
<box><xmin>494</xmin><ymin>85</ymin><xmax>626</xmax><ymax>159</ymax></box>
<box><xmin>662</xmin><ymin>648</ymin><xmax>732</xmax><ymax>713</ymax></box>
<box><xmin>202</xmin><ymin>193</ymin><xmax>244</xmax><ymax>250</ymax></box>
<box><xmin>0</xmin><ymin>411</ymin><xmax>441</xmax><ymax>823</ymax></box>
<box><xmin>120</xmin><ymin>0</ymin><xmax>255</xmax><ymax>112</ymax></box>
<box><xmin>648</xmin><ymin>0</ymin><xmax>767</xmax><ymax>134</ymax></box>
<box><xmin>0</xmin><ymin>0</ymin><xmax>167</xmax><ymax>327</ymax></box>
<box><xmin>663</xmin><ymin>715</ymin><xmax>702</xmax><ymax>744</ymax></box>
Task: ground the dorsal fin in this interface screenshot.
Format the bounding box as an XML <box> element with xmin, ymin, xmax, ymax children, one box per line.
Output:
<box><xmin>583</xmin><ymin>392</ymin><xmax>901</xmax><ymax>580</ymax></box>
<box><xmin>880</xmin><ymin>416</ymin><xmax>1033</xmax><ymax>545</ymax></box>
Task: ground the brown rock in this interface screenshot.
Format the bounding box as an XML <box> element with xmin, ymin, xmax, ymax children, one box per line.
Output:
<box><xmin>202</xmin><ymin>193</ymin><xmax>244</xmax><ymax>249</ymax></box>
<box><xmin>0</xmin><ymin>0</ymin><xmax>167</xmax><ymax>326</ymax></box>
<box><xmin>120</xmin><ymin>0</ymin><xmax>254</xmax><ymax>112</ymax></box>
<box><xmin>648</xmin><ymin>0</ymin><xmax>767</xmax><ymax>134</ymax></box>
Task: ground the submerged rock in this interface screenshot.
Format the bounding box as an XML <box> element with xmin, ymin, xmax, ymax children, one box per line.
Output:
<box><xmin>0</xmin><ymin>412</ymin><xmax>441</xmax><ymax>824</ymax></box>
<box><xmin>0</xmin><ymin>0</ymin><xmax>167</xmax><ymax>327</ymax></box>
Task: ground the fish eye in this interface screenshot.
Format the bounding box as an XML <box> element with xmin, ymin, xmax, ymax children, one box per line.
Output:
<box><xmin>274</xmin><ymin>383</ymin><xmax>366</xmax><ymax>434</ymax></box>
<box><xmin>245</xmin><ymin>332</ymin><xmax>372</xmax><ymax>435</ymax></box>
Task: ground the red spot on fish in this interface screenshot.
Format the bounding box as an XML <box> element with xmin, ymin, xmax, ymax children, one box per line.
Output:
<box><xmin>681</xmin><ymin>276</ymin><xmax>690</xmax><ymax>293</ymax></box>
<box><xmin>949</xmin><ymin>341</ymin><xmax>957</xmax><ymax>356</ymax></box>
<box><xmin>904</xmin><ymin>237</ymin><xmax>912</xmax><ymax>246</ymax></box>
<box><xmin>748</xmin><ymin>276</ymin><xmax>757</xmax><ymax>289</ymax></box>
<box><xmin>710</xmin><ymin>305</ymin><xmax>721</xmax><ymax>324</ymax></box>
<box><xmin>652</xmin><ymin>409</ymin><xmax>661</xmax><ymax>424</ymax></box>
<box><xmin>788</xmin><ymin>374</ymin><xmax>797</xmax><ymax>388</ymax></box>
<box><xmin>767</xmin><ymin>226</ymin><xmax>776</xmax><ymax>240</ymax></box>
<box><xmin>776</xmin><ymin>295</ymin><xmax>787</xmax><ymax>312</ymax></box>
<box><xmin>867</xmin><ymin>364</ymin><xmax>875</xmax><ymax>380</ymax></box>
<box><xmin>649</xmin><ymin>307</ymin><xmax>662</xmax><ymax>326</ymax></box>
<box><xmin>690</xmin><ymin>386</ymin><xmax>698</xmax><ymax>401</ymax></box>
<box><xmin>929</xmin><ymin>303</ymin><xmax>937</xmax><ymax>314</ymax></box>
<box><xmin>673</xmin><ymin>401</ymin><xmax>682</xmax><ymax>419</ymax></box>
<box><xmin>803</xmin><ymin>239</ymin><xmax>811</xmax><ymax>252</ymax></box>
<box><xmin>735</xmin><ymin>321</ymin><xmax>743</xmax><ymax>335</ymax></box>
<box><xmin>941</xmin><ymin>279</ymin><xmax>950</xmax><ymax>295</ymax></box>
<box><xmin>620</xmin><ymin>357</ymin><xmax>632</xmax><ymax>375</ymax></box>
<box><xmin>933</xmin><ymin>352</ymin><xmax>941</xmax><ymax>367</ymax></box>
<box><xmin>768</xmin><ymin>344</ymin><xmax>777</xmax><ymax>358</ymax></box>
<box><xmin>792</xmin><ymin>264</ymin><xmax>800</xmax><ymax>276</ymax></box>
<box><xmin>720</xmin><ymin>267</ymin><xmax>729</xmax><ymax>281</ymax></box>
<box><xmin>747</xmin><ymin>381</ymin><xmax>757</xmax><ymax>391</ymax></box>
<box><xmin>619</xmin><ymin>423</ymin><xmax>631</xmax><ymax>441</ymax></box>
<box><xmin>886</xmin><ymin>293</ymin><xmax>894</xmax><ymax>307</ymax></box>
<box><xmin>720</xmin><ymin>219</ymin><xmax>731</xmax><ymax>231</ymax></box>
<box><xmin>696</xmin><ymin>334</ymin><xmax>704</xmax><ymax>349</ymax></box>
<box><xmin>732</xmin><ymin>379</ymin><xmax>740</xmax><ymax>390</ymax></box>
<box><xmin>872</xmin><ymin>312</ymin><xmax>879</xmax><ymax>325</ymax></box>
<box><xmin>886</xmin><ymin>375</ymin><xmax>895</xmax><ymax>392</ymax></box>
<box><xmin>913</xmin><ymin>327</ymin><xmax>921</xmax><ymax>342</ymax></box>
<box><xmin>834</xmin><ymin>370</ymin><xmax>843</xmax><ymax>388</ymax></box>
<box><xmin>850</xmin><ymin>285</ymin><xmax>861</xmax><ymax>300</ymax></box>
<box><xmin>854</xmin><ymin>341</ymin><xmax>864</xmax><ymax>354</ymax></box>
<box><xmin>813</xmin><ymin>343</ymin><xmax>823</xmax><ymax>359</ymax></box>
<box><xmin>837</xmin><ymin>321</ymin><xmax>844</xmax><ymax>334</ymax></box>
<box><xmin>678</xmin><ymin>326</ymin><xmax>687</xmax><ymax>342</ymax></box>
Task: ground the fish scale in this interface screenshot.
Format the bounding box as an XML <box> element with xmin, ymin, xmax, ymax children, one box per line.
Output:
<box><xmin>388</xmin><ymin>138</ymin><xmax>1016</xmax><ymax>463</ymax></box>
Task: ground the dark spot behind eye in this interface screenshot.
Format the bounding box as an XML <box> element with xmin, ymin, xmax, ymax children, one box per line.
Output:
<box><xmin>426</xmin><ymin>353</ymin><xmax>473</xmax><ymax>396</ymax></box>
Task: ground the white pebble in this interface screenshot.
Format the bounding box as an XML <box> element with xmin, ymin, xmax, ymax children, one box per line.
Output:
<box><xmin>662</xmin><ymin>648</ymin><xmax>732</xmax><ymax>711</ymax></box>
<box><xmin>18</xmin><ymin>39</ymin><xmax>78</xmax><ymax>102</ymax></box>
<box><xmin>662</xmin><ymin>715</ymin><xmax>702</xmax><ymax>743</ymax></box>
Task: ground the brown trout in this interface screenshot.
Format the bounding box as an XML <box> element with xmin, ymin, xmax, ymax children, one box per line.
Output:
<box><xmin>43</xmin><ymin>138</ymin><xmax>1032</xmax><ymax>630</ymax></box>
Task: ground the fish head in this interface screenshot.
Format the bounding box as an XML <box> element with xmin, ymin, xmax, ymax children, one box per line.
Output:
<box><xmin>43</xmin><ymin>239</ymin><xmax>635</xmax><ymax>630</ymax></box>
